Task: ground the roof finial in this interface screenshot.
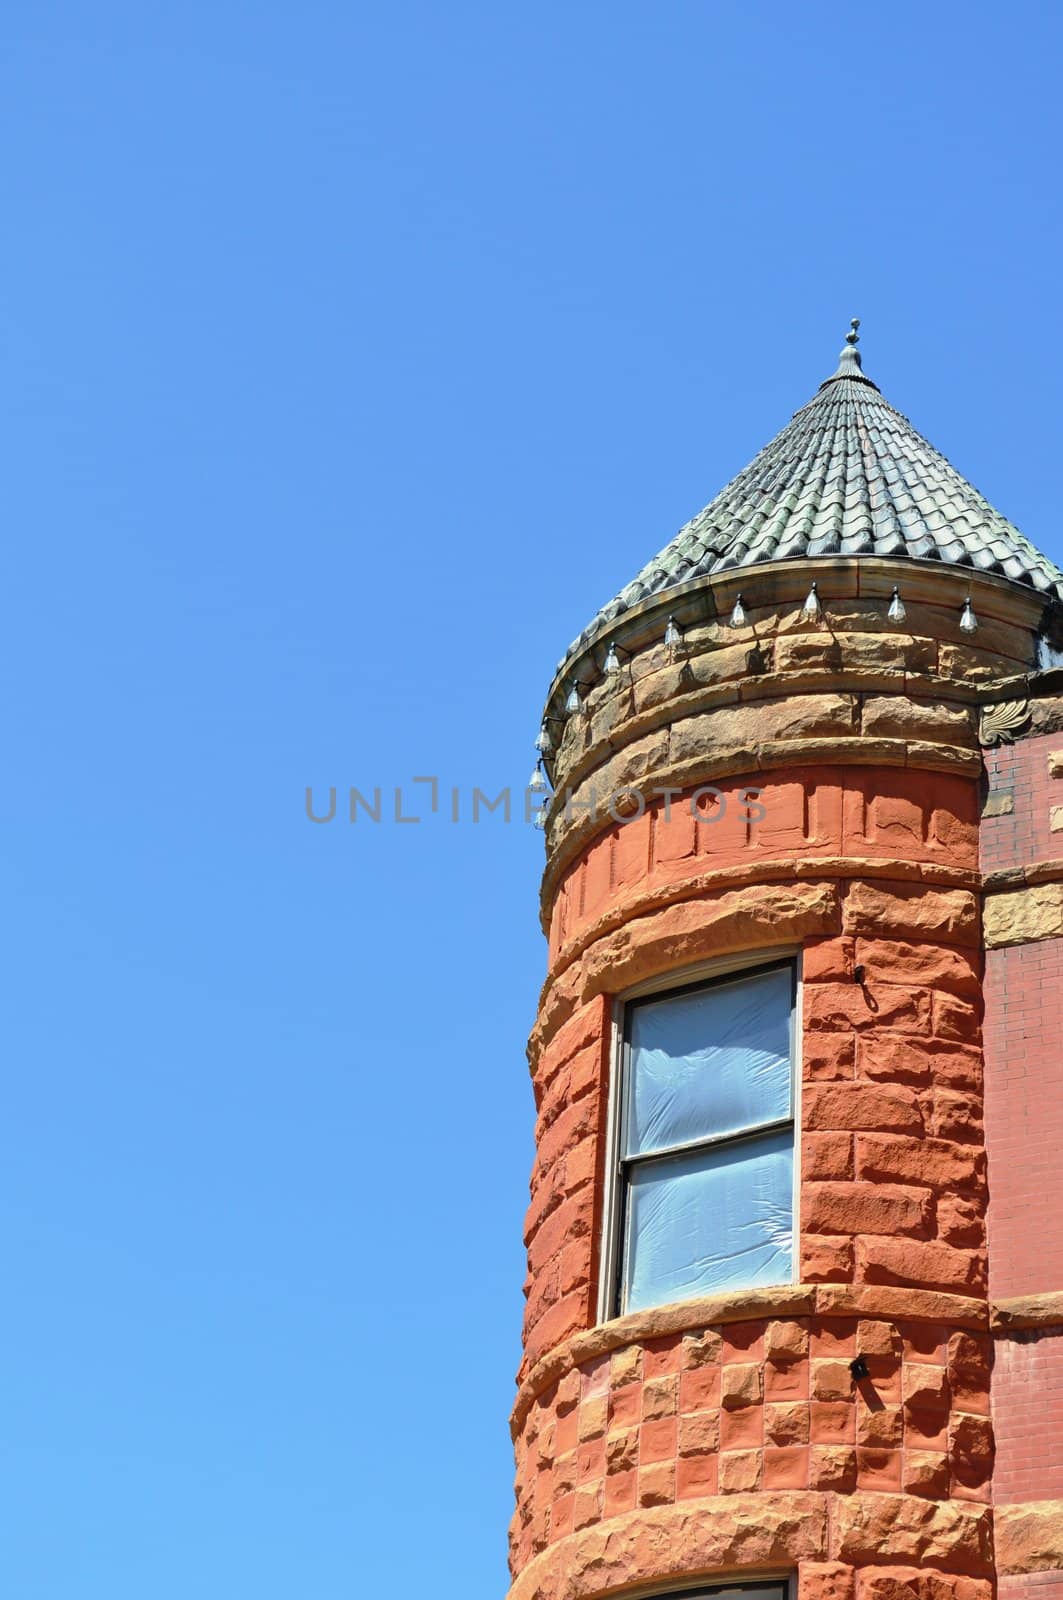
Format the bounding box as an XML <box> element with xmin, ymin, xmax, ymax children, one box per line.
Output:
<box><xmin>820</xmin><ymin>315</ymin><xmax>868</xmax><ymax>385</ymax></box>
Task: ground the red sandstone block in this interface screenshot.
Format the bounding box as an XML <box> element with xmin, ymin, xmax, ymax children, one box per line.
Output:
<box><xmin>765</xmin><ymin>1359</ymin><xmax>810</xmax><ymax>1400</ymax></box>
<box><xmin>932</xmin><ymin>990</ymin><xmax>977</xmax><ymax>1042</ymax></box>
<box><xmin>857</xmin><ymin>1035</ymin><xmax>932</xmax><ymax>1085</ymax></box>
<box><xmin>608</xmin><ymin>1383</ymin><xmax>641</xmax><ymax>1430</ymax></box>
<box><xmin>681</xmin><ymin>1328</ymin><xmax>721</xmax><ymax>1368</ymax></box>
<box><xmin>900</xmin><ymin>1322</ymin><xmax>949</xmax><ymax>1363</ymax></box>
<box><xmin>718</xmin><ymin>1448</ymin><xmax>761</xmax><ymax>1493</ymax></box>
<box><xmin>604</xmin><ymin>1427</ymin><xmax>638</xmax><ymax>1474</ymax></box>
<box><xmin>937</xmin><ymin>1194</ymin><xmax>985</xmax><ymax>1248</ymax></box>
<box><xmin>800</xmin><ymin>1561</ymin><xmax>855</xmax><ymax>1600</ymax></box>
<box><xmin>576</xmin><ymin>1436</ymin><xmax>605</xmax><ymax>1482</ymax></box>
<box><xmin>950</xmin><ymin>1411</ymin><xmax>994</xmax><ymax>1488</ymax></box>
<box><xmin>720</xmin><ymin>1362</ymin><xmax>762</xmax><ymax>1408</ymax></box>
<box><xmin>522</xmin><ymin>1291</ymin><xmax>587</xmax><ymax>1373</ymax></box>
<box><xmin>679</xmin><ymin>1365</ymin><xmax>721</xmax><ymax>1411</ymax></box>
<box><xmin>636</xmin><ymin>1460</ymin><xmax>675</xmax><ymax>1507</ymax></box>
<box><xmin>810</xmin><ymin>1443</ymin><xmax>857</xmax><ymax>1491</ymax></box>
<box><xmin>802</xmin><ymin>1234</ymin><xmax>854</xmax><ymax>1283</ymax></box>
<box><xmin>812</xmin><ymin>1359</ymin><xmax>853</xmax><ymax>1402</ymax></box>
<box><xmin>638</xmin><ymin>1417</ymin><xmax>677</xmax><ymax>1464</ymax></box>
<box><xmin>902</xmin><ymin>1363</ymin><xmax>948</xmax><ymax>1410</ymax></box>
<box><xmin>855</xmin><ymin>938</ymin><xmax>981</xmax><ymax>997</ymax></box>
<box><xmin>903</xmin><ymin>1449</ymin><xmax>950</xmax><ymax>1499</ymax></box>
<box><xmin>677</xmin><ymin>1408</ymin><xmax>720</xmax><ymax>1457</ymax></box>
<box><xmin>810</xmin><ymin>1317</ymin><xmax>857</xmax><ymax>1357</ymax></box>
<box><xmin>549</xmin><ymin>1490</ymin><xmax>575</xmax><ymax>1540</ymax></box>
<box><xmin>803</xmin><ymin>1133</ymin><xmax>856</xmax><ymax>1181</ymax></box>
<box><xmin>572</xmin><ymin>1482</ymin><xmax>602</xmax><ymax>1530</ymax></box>
<box><xmin>859</xmin><ymin>1237</ymin><xmax>987</xmax><ymax>1293</ymax></box>
<box><xmin>601</xmin><ymin>1466</ymin><xmax>636</xmax><ymax>1517</ymax></box>
<box><xmin>642</xmin><ymin>1335</ymin><xmax>684</xmax><ymax>1376</ymax></box>
<box><xmin>856</xmin><ymin>1402</ymin><xmax>902</xmax><ymax>1449</ymax></box>
<box><xmin>857</xmin><ymin>1319</ymin><xmax>900</xmax><ymax>1358</ymax></box>
<box><xmin>904</xmin><ymin>1408</ymin><xmax>949</xmax><ymax>1450</ymax></box>
<box><xmin>641</xmin><ymin>1374</ymin><xmax>678</xmax><ymax>1420</ymax></box>
<box><xmin>765</xmin><ymin>1400</ymin><xmax>810</xmax><ymax>1444</ymax></box>
<box><xmin>947</xmin><ymin>1332</ymin><xmax>991</xmax><ymax>1414</ymax></box>
<box><xmin>719</xmin><ymin>1403</ymin><xmax>764</xmax><ymax>1450</ymax></box>
<box><xmin>803</xmin><ymin>937</ymin><xmax>855</xmax><ymax>984</ymax></box>
<box><xmin>763</xmin><ymin>1444</ymin><xmax>809</xmax><ymax>1489</ymax></box>
<box><xmin>923</xmin><ymin>1089</ymin><xmax>983</xmax><ymax>1143</ymax></box>
<box><xmin>765</xmin><ymin>1319</ymin><xmax>810</xmax><ymax>1365</ymax></box>
<box><xmin>804</xmin><ymin>1032</ymin><xmax>857</xmax><ymax>1082</ymax></box>
<box><xmin>804</xmin><ymin>982</ymin><xmax>932</xmax><ymax>1034</ymax></box>
<box><xmin>804</xmin><ymin>1082</ymin><xmax>924</xmax><ymax>1133</ymax></box>
<box><xmin>803</xmin><ymin>1179</ymin><xmax>933</xmax><ymax>1238</ymax></box>
<box><xmin>857</xmin><ymin>1570</ymin><xmax>991</xmax><ymax>1600</ymax></box>
<box><xmin>811</xmin><ymin>1400</ymin><xmax>854</xmax><ymax>1443</ymax></box>
<box><xmin>857</xmin><ymin>1445</ymin><xmax>902</xmax><ymax>1491</ymax></box>
<box><xmin>856</xmin><ymin>1133</ymin><xmax>985</xmax><ymax>1190</ymax></box>
<box><xmin>675</xmin><ymin>1452</ymin><xmax>717</xmax><ymax>1499</ymax></box>
<box><xmin>721</xmin><ymin>1320</ymin><xmax>765</xmax><ymax>1359</ymax></box>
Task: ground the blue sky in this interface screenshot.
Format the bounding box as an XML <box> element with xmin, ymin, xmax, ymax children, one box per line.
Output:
<box><xmin>2</xmin><ymin>3</ymin><xmax>1062</xmax><ymax>1596</ymax></box>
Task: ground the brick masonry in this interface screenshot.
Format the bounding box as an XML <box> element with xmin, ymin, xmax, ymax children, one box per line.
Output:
<box><xmin>513</xmin><ymin>580</ymin><xmax>1063</xmax><ymax>1600</ymax></box>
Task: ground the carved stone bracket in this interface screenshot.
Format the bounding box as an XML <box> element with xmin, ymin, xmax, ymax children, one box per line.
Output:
<box><xmin>980</xmin><ymin>697</ymin><xmax>1032</xmax><ymax>747</ymax></box>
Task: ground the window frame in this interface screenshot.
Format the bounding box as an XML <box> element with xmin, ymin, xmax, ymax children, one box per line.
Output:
<box><xmin>598</xmin><ymin>950</ymin><xmax>801</xmax><ymax>1323</ymax></box>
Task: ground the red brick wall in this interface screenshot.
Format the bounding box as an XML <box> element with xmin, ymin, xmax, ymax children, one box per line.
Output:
<box><xmin>993</xmin><ymin>1326</ymin><xmax>1063</xmax><ymax>1504</ymax></box>
<box><xmin>983</xmin><ymin>937</ymin><xmax>1063</xmax><ymax>1300</ymax></box>
<box><xmin>982</xmin><ymin>731</ymin><xmax>1063</xmax><ymax>875</ymax></box>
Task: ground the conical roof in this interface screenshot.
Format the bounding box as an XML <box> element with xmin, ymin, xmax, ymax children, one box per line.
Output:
<box><xmin>569</xmin><ymin>322</ymin><xmax>1063</xmax><ymax>659</ymax></box>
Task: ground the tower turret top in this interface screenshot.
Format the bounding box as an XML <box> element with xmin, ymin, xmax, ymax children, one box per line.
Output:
<box><xmin>557</xmin><ymin>324</ymin><xmax>1063</xmax><ymax>675</ymax></box>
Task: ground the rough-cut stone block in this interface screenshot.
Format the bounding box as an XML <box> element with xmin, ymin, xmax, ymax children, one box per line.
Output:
<box><xmin>810</xmin><ymin>1444</ymin><xmax>857</xmax><ymax>1491</ymax></box>
<box><xmin>800</xmin><ymin>1559</ymin><xmax>856</xmax><ymax>1600</ymax></box>
<box><xmin>984</xmin><ymin>882</ymin><xmax>1063</xmax><ymax>947</ymax></box>
<box><xmin>677</xmin><ymin>1409</ymin><xmax>719</xmax><ymax>1457</ymax></box>
<box><xmin>640</xmin><ymin>1374</ymin><xmax>678</xmax><ymax>1421</ymax></box>
<box><xmin>804</xmin><ymin>1180</ymin><xmax>933</xmax><ymax>1237</ymax></box>
<box><xmin>995</xmin><ymin>1499</ymin><xmax>1063</xmax><ymax>1575</ymax></box>
<box><xmin>804</xmin><ymin>1084</ymin><xmax>924</xmax><ymax>1134</ymax></box>
<box><xmin>903</xmin><ymin>1450</ymin><xmax>951</xmax><ymax>1500</ymax></box>
<box><xmin>831</xmin><ymin>1492</ymin><xmax>993</xmax><ymax>1574</ymax></box>
<box><xmin>860</xmin><ymin>1238</ymin><xmax>986</xmax><ymax>1294</ymax></box>
<box><xmin>720</xmin><ymin>1362</ymin><xmax>762</xmax><ymax>1409</ymax></box>
<box><xmin>803</xmin><ymin>1235</ymin><xmax>854</xmax><ymax>1283</ymax></box>
<box><xmin>843</xmin><ymin>882</ymin><xmax>979</xmax><ymax>946</ymax></box>
<box><xmin>804</xmin><ymin>1133</ymin><xmax>856</xmax><ymax>1181</ymax></box>
<box><xmin>718</xmin><ymin>1448</ymin><xmax>761</xmax><ymax>1493</ymax></box>
<box><xmin>766</xmin><ymin>1400</ymin><xmax>811</xmax><ymax>1445</ymax></box>
<box><xmin>761</xmin><ymin>1321</ymin><xmax>808</xmax><ymax>1368</ymax></box>
<box><xmin>856</xmin><ymin>1133</ymin><xmax>985</xmax><ymax>1190</ymax></box>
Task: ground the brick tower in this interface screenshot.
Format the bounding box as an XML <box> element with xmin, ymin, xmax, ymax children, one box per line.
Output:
<box><xmin>512</xmin><ymin>323</ymin><xmax>1063</xmax><ymax>1600</ymax></box>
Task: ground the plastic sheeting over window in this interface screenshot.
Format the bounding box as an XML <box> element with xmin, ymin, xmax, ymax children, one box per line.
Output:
<box><xmin>625</xmin><ymin>966</ymin><xmax>792</xmax><ymax>1157</ymax></box>
<box><xmin>622</xmin><ymin>1127</ymin><xmax>793</xmax><ymax>1312</ymax></box>
<box><xmin>617</xmin><ymin>964</ymin><xmax>794</xmax><ymax>1314</ymax></box>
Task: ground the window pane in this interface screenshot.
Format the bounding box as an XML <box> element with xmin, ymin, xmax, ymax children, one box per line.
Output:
<box><xmin>622</xmin><ymin>1128</ymin><xmax>793</xmax><ymax>1312</ymax></box>
<box><xmin>625</xmin><ymin>966</ymin><xmax>792</xmax><ymax>1157</ymax></box>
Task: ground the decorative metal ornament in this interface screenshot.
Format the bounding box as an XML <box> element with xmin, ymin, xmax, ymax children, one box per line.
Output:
<box><xmin>603</xmin><ymin>642</ymin><xmax>621</xmax><ymax>674</ymax></box>
<box><xmin>533</xmin><ymin>806</ymin><xmax>548</xmax><ymax>830</ymax></box>
<box><xmin>960</xmin><ymin>598</ymin><xmax>978</xmax><ymax>634</ymax></box>
<box><xmin>729</xmin><ymin>594</ymin><xmax>748</xmax><ymax>629</ymax></box>
<box><xmin>564</xmin><ymin>682</ymin><xmax>582</xmax><ymax>715</ymax></box>
<box><xmin>887</xmin><ymin>586</ymin><xmax>906</xmax><ymax>624</ymax></box>
<box><xmin>528</xmin><ymin>762</ymin><xmax>548</xmax><ymax>794</ymax></box>
<box><xmin>979</xmin><ymin>698</ymin><xmax>1032</xmax><ymax>747</ymax></box>
<box><xmin>534</xmin><ymin>722</ymin><xmax>553</xmax><ymax>755</ymax></box>
<box><xmin>664</xmin><ymin>616</ymin><xmax>682</xmax><ymax>649</ymax></box>
<box><xmin>802</xmin><ymin>581</ymin><xmax>822</xmax><ymax>622</ymax></box>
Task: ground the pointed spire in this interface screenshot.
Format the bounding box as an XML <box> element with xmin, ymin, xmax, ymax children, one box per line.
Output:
<box><xmin>821</xmin><ymin>316</ymin><xmax>879</xmax><ymax>391</ymax></box>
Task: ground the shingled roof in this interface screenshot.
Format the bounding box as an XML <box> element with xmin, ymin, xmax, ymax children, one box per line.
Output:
<box><xmin>567</xmin><ymin>323</ymin><xmax>1063</xmax><ymax>661</ymax></box>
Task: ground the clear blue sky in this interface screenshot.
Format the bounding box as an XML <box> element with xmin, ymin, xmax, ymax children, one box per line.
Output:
<box><xmin>2</xmin><ymin>3</ymin><xmax>1062</xmax><ymax>1596</ymax></box>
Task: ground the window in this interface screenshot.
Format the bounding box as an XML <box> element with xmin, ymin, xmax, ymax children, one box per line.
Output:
<box><xmin>607</xmin><ymin>960</ymin><xmax>796</xmax><ymax>1316</ymax></box>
